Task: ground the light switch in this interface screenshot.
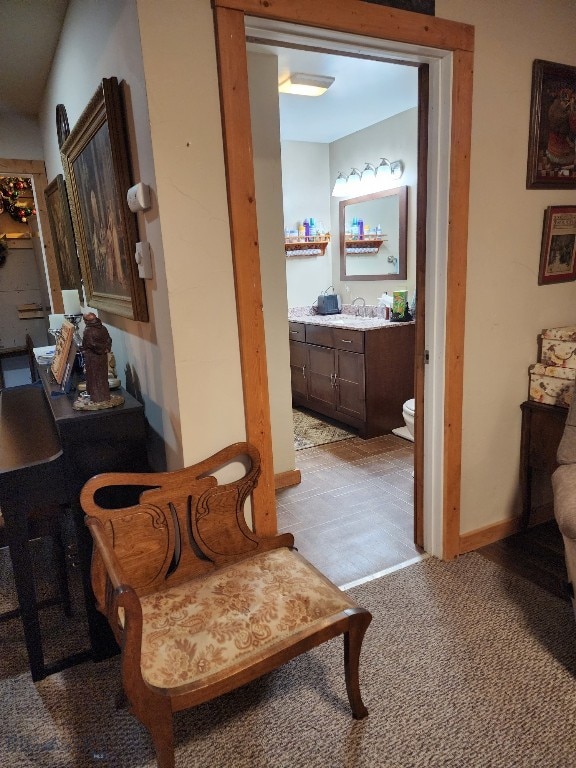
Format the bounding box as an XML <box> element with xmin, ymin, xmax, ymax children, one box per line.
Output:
<box><xmin>135</xmin><ymin>241</ymin><xmax>152</xmax><ymax>279</ymax></box>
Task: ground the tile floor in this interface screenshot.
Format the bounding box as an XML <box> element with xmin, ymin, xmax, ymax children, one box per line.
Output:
<box><xmin>276</xmin><ymin>433</ymin><xmax>423</xmax><ymax>587</ymax></box>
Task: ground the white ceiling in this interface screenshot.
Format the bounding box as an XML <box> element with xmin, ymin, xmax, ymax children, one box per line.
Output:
<box><xmin>0</xmin><ymin>0</ymin><xmax>70</xmax><ymax>118</ymax></box>
<box><xmin>248</xmin><ymin>42</ymin><xmax>419</xmax><ymax>144</ymax></box>
<box><xmin>0</xmin><ymin>2</ymin><xmax>418</xmax><ymax>144</ymax></box>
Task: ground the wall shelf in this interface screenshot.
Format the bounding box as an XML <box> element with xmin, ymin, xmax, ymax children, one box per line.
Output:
<box><xmin>285</xmin><ymin>235</ymin><xmax>330</xmax><ymax>257</ymax></box>
<box><xmin>344</xmin><ymin>237</ymin><xmax>386</xmax><ymax>255</ymax></box>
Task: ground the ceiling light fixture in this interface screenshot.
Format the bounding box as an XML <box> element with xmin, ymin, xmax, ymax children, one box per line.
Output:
<box><xmin>278</xmin><ymin>73</ymin><xmax>335</xmax><ymax>97</ymax></box>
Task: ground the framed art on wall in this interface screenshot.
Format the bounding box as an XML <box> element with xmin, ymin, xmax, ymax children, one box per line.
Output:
<box><xmin>60</xmin><ymin>77</ymin><xmax>148</xmax><ymax>321</ymax></box>
<box><xmin>538</xmin><ymin>205</ymin><xmax>576</xmax><ymax>284</ymax></box>
<box><xmin>527</xmin><ymin>59</ymin><xmax>576</xmax><ymax>189</ymax></box>
<box><xmin>44</xmin><ymin>174</ymin><xmax>82</xmax><ymax>301</ymax></box>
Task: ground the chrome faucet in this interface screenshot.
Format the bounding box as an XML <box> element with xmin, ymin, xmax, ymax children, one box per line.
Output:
<box><xmin>352</xmin><ymin>296</ymin><xmax>366</xmax><ymax>316</ymax></box>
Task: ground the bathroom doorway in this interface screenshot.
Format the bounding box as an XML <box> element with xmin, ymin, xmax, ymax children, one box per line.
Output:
<box><xmin>245</xmin><ymin>37</ymin><xmax>425</xmax><ymax>580</ymax></box>
<box><xmin>214</xmin><ymin>0</ymin><xmax>473</xmax><ymax>561</ymax></box>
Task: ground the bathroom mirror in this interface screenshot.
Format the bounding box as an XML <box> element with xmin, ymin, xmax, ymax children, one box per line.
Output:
<box><xmin>339</xmin><ymin>185</ymin><xmax>407</xmax><ymax>281</ymax></box>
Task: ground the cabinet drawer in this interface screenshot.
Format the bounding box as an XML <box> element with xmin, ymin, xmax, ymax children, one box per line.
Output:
<box><xmin>288</xmin><ymin>322</ymin><xmax>306</xmax><ymax>341</ymax></box>
<box><xmin>332</xmin><ymin>328</ymin><xmax>364</xmax><ymax>353</ymax></box>
<box><xmin>305</xmin><ymin>324</ymin><xmax>334</xmax><ymax>348</ymax></box>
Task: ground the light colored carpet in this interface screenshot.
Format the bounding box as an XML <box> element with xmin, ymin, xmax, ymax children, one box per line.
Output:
<box><xmin>293</xmin><ymin>407</ymin><xmax>356</xmax><ymax>450</ymax></box>
<box><xmin>2</xmin><ymin>552</ymin><xmax>576</xmax><ymax>766</ymax></box>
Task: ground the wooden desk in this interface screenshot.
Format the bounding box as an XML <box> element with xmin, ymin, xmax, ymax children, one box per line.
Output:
<box><xmin>0</xmin><ymin>384</ymin><xmax>74</xmax><ymax>681</ymax></box>
<box><xmin>520</xmin><ymin>400</ymin><xmax>568</xmax><ymax>528</ymax></box>
<box><xmin>36</xmin><ymin>365</ymin><xmax>149</xmax><ymax>662</ymax></box>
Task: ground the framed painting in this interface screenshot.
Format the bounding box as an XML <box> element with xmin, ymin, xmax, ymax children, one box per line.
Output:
<box><xmin>527</xmin><ymin>60</ymin><xmax>576</xmax><ymax>189</ymax></box>
<box><xmin>60</xmin><ymin>77</ymin><xmax>148</xmax><ymax>321</ymax></box>
<box><xmin>538</xmin><ymin>205</ymin><xmax>576</xmax><ymax>285</ymax></box>
<box><xmin>44</xmin><ymin>174</ymin><xmax>82</xmax><ymax>301</ymax></box>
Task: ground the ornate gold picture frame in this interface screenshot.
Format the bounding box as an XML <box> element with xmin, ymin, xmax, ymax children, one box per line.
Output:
<box><xmin>61</xmin><ymin>77</ymin><xmax>148</xmax><ymax>321</ymax></box>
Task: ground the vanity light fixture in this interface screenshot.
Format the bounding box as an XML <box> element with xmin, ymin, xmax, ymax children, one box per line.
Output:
<box><xmin>360</xmin><ymin>162</ymin><xmax>377</xmax><ymax>192</ymax></box>
<box><xmin>344</xmin><ymin>167</ymin><xmax>362</xmax><ymax>196</ymax></box>
<box><xmin>331</xmin><ymin>157</ymin><xmax>404</xmax><ymax>197</ymax></box>
<box><xmin>331</xmin><ymin>171</ymin><xmax>348</xmax><ymax>197</ymax></box>
<box><xmin>375</xmin><ymin>157</ymin><xmax>404</xmax><ymax>183</ymax></box>
<box><xmin>278</xmin><ymin>73</ymin><xmax>335</xmax><ymax>97</ymax></box>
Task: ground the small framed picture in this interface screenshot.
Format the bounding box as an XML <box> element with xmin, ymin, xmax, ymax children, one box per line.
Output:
<box><xmin>538</xmin><ymin>205</ymin><xmax>576</xmax><ymax>284</ymax></box>
<box><xmin>527</xmin><ymin>59</ymin><xmax>576</xmax><ymax>189</ymax></box>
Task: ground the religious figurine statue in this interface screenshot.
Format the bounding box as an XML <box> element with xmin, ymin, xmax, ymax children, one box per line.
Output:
<box><xmin>81</xmin><ymin>313</ymin><xmax>112</xmax><ymax>403</ymax></box>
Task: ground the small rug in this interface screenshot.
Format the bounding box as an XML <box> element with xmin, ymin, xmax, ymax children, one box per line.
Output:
<box><xmin>292</xmin><ymin>407</ymin><xmax>356</xmax><ymax>450</ymax></box>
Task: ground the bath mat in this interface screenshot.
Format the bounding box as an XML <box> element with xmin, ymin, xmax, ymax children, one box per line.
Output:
<box><xmin>292</xmin><ymin>408</ymin><xmax>356</xmax><ymax>450</ymax></box>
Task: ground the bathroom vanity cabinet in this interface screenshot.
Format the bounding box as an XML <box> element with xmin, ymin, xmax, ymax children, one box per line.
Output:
<box><xmin>289</xmin><ymin>320</ymin><xmax>414</xmax><ymax>438</ymax></box>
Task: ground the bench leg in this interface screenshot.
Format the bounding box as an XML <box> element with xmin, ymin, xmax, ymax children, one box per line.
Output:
<box><xmin>344</xmin><ymin>609</ymin><xmax>372</xmax><ymax>719</ymax></box>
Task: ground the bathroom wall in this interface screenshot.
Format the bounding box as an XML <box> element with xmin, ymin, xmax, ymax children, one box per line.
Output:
<box><xmin>282</xmin><ymin>141</ymin><xmax>333</xmax><ymax>308</ymax></box>
<box><xmin>330</xmin><ymin>108</ymin><xmax>418</xmax><ymax>305</ymax></box>
<box><xmin>281</xmin><ymin>108</ymin><xmax>418</xmax><ymax>309</ymax></box>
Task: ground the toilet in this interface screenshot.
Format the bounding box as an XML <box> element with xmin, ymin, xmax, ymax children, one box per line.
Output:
<box><xmin>392</xmin><ymin>398</ymin><xmax>415</xmax><ymax>442</ymax></box>
<box><xmin>403</xmin><ymin>398</ymin><xmax>415</xmax><ymax>440</ymax></box>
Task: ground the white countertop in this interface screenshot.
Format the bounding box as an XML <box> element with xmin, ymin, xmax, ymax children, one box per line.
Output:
<box><xmin>289</xmin><ymin>314</ymin><xmax>417</xmax><ymax>331</ymax></box>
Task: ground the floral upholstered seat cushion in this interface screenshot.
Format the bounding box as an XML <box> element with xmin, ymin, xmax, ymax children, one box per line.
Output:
<box><xmin>138</xmin><ymin>547</ymin><xmax>355</xmax><ymax>692</ymax></box>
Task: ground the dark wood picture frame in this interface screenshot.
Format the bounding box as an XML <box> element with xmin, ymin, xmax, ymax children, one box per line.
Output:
<box><xmin>61</xmin><ymin>77</ymin><xmax>148</xmax><ymax>321</ymax></box>
<box><xmin>538</xmin><ymin>205</ymin><xmax>576</xmax><ymax>284</ymax></box>
<box><xmin>44</xmin><ymin>174</ymin><xmax>82</xmax><ymax>300</ymax></box>
<box><xmin>527</xmin><ymin>59</ymin><xmax>576</xmax><ymax>189</ymax></box>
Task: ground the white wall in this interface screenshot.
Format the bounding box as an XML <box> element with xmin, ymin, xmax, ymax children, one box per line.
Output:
<box><xmin>0</xmin><ymin>113</ymin><xmax>43</xmax><ymax>159</ymax></box>
<box><xmin>437</xmin><ymin>0</ymin><xmax>576</xmax><ymax>533</ymax></box>
<box><xmin>248</xmin><ymin>52</ymin><xmax>295</xmax><ymax>475</ymax></box>
<box><xmin>282</xmin><ymin>141</ymin><xmax>333</xmax><ymax>307</ymax></box>
<box><xmin>39</xmin><ymin>0</ymin><xmax>179</xmax><ymax>469</ymax></box>
<box><xmin>135</xmin><ymin>0</ymin><xmax>246</xmax><ymax>465</ymax></box>
<box><xmin>330</xmin><ymin>109</ymin><xmax>418</xmax><ymax>305</ymax></box>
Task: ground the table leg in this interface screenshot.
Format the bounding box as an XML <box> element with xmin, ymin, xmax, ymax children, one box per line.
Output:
<box><xmin>2</xmin><ymin>502</ymin><xmax>46</xmax><ymax>681</ymax></box>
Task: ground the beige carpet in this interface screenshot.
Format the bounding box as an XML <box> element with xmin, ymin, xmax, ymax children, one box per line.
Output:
<box><xmin>2</xmin><ymin>552</ymin><xmax>576</xmax><ymax>766</ymax></box>
<box><xmin>293</xmin><ymin>407</ymin><xmax>356</xmax><ymax>450</ymax></box>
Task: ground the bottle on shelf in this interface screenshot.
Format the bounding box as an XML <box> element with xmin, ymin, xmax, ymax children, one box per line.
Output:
<box><xmin>351</xmin><ymin>217</ymin><xmax>359</xmax><ymax>239</ymax></box>
<box><xmin>309</xmin><ymin>217</ymin><xmax>317</xmax><ymax>238</ymax></box>
<box><xmin>303</xmin><ymin>218</ymin><xmax>310</xmax><ymax>238</ymax></box>
<box><xmin>358</xmin><ymin>218</ymin><xmax>364</xmax><ymax>239</ymax></box>
<box><xmin>298</xmin><ymin>222</ymin><xmax>305</xmax><ymax>241</ymax></box>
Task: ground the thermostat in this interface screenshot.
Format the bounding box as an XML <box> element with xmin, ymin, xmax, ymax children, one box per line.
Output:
<box><xmin>127</xmin><ymin>182</ymin><xmax>151</xmax><ymax>212</ymax></box>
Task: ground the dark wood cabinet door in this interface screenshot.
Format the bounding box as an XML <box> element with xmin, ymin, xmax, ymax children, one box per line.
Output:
<box><xmin>289</xmin><ymin>340</ymin><xmax>308</xmax><ymax>403</ymax></box>
<box><xmin>308</xmin><ymin>344</ymin><xmax>336</xmax><ymax>410</ymax></box>
<box><xmin>336</xmin><ymin>349</ymin><xmax>366</xmax><ymax>420</ymax></box>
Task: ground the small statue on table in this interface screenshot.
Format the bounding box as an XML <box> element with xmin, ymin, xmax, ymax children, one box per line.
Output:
<box><xmin>73</xmin><ymin>313</ymin><xmax>124</xmax><ymax>411</ymax></box>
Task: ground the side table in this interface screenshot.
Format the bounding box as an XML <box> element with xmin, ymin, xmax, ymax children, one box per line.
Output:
<box><xmin>520</xmin><ymin>400</ymin><xmax>568</xmax><ymax>528</ymax></box>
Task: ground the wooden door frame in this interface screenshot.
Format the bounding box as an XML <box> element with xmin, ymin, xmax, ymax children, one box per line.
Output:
<box><xmin>0</xmin><ymin>158</ymin><xmax>63</xmax><ymax>313</ymax></box>
<box><xmin>213</xmin><ymin>0</ymin><xmax>473</xmax><ymax>559</ymax></box>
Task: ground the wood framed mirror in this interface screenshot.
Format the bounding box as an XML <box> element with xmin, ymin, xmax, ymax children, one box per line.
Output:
<box><xmin>339</xmin><ymin>185</ymin><xmax>407</xmax><ymax>281</ymax></box>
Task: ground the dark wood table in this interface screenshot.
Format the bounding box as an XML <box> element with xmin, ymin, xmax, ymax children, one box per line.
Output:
<box><xmin>0</xmin><ymin>368</ymin><xmax>149</xmax><ymax>680</ymax></box>
<box><xmin>36</xmin><ymin>365</ymin><xmax>149</xmax><ymax>663</ymax></box>
<box><xmin>0</xmin><ymin>384</ymin><xmax>78</xmax><ymax>681</ymax></box>
<box><xmin>520</xmin><ymin>400</ymin><xmax>568</xmax><ymax>528</ymax></box>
